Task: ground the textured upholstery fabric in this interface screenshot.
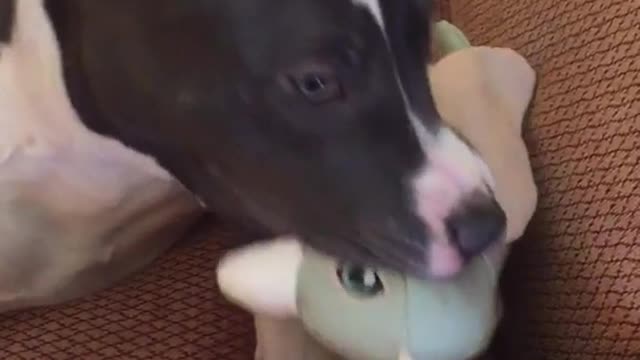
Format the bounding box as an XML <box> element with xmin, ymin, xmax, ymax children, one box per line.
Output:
<box><xmin>447</xmin><ymin>0</ymin><xmax>640</xmax><ymax>359</ymax></box>
<box><xmin>0</xmin><ymin>219</ymin><xmax>257</xmax><ymax>359</ymax></box>
<box><xmin>1</xmin><ymin>1</ymin><xmax>638</xmax><ymax>359</ymax></box>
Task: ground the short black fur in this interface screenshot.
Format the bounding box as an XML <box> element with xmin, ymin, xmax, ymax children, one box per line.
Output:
<box><xmin>0</xmin><ymin>0</ymin><xmax>15</xmax><ymax>44</ymax></box>
<box><xmin>40</xmin><ymin>0</ymin><xmax>503</xmax><ymax>278</ymax></box>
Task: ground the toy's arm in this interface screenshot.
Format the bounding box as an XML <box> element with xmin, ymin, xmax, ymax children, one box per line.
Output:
<box><xmin>254</xmin><ymin>315</ymin><xmax>341</xmax><ymax>360</ymax></box>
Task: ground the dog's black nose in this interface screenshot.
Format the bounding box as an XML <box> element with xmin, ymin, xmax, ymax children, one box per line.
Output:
<box><xmin>445</xmin><ymin>197</ymin><xmax>506</xmax><ymax>259</ymax></box>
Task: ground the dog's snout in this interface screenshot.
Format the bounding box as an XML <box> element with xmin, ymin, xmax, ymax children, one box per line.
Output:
<box><xmin>445</xmin><ymin>197</ymin><xmax>506</xmax><ymax>260</ymax></box>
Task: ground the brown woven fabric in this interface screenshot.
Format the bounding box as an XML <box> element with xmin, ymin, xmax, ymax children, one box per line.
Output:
<box><xmin>448</xmin><ymin>0</ymin><xmax>640</xmax><ymax>359</ymax></box>
<box><xmin>433</xmin><ymin>0</ymin><xmax>452</xmax><ymax>23</ymax></box>
<box><xmin>0</xmin><ymin>219</ymin><xmax>256</xmax><ymax>359</ymax></box>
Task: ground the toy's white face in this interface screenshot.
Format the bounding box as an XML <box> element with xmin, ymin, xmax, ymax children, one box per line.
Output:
<box><xmin>398</xmin><ymin>349</ymin><xmax>413</xmax><ymax>360</ymax></box>
<box><xmin>298</xmin><ymin>254</ymin><xmax>406</xmax><ymax>360</ymax></box>
<box><xmin>217</xmin><ymin>237</ymin><xmax>502</xmax><ymax>360</ymax></box>
<box><xmin>297</xmin><ymin>247</ymin><xmax>500</xmax><ymax>360</ymax></box>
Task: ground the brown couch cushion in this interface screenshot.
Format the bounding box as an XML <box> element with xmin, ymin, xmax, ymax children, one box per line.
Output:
<box><xmin>0</xmin><ymin>220</ymin><xmax>256</xmax><ymax>360</ymax></box>
<box><xmin>447</xmin><ymin>0</ymin><xmax>640</xmax><ymax>359</ymax></box>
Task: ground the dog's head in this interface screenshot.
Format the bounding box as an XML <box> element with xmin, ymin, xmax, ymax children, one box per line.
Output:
<box><xmin>39</xmin><ymin>0</ymin><xmax>505</xmax><ymax>279</ymax></box>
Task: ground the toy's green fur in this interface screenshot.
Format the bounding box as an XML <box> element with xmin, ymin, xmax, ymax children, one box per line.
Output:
<box><xmin>434</xmin><ymin>20</ymin><xmax>472</xmax><ymax>55</ymax></box>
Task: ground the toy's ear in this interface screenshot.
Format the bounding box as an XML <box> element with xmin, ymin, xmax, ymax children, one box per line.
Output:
<box><xmin>429</xmin><ymin>46</ymin><xmax>535</xmax><ymax>133</ymax></box>
<box><xmin>476</xmin><ymin>47</ymin><xmax>536</xmax><ymax>132</ymax></box>
<box><xmin>216</xmin><ymin>237</ymin><xmax>303</xmax><ymax>318</ymax></box>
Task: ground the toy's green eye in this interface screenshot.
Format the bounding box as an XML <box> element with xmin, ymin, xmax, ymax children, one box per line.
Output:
<box><xmin>337</xmin><ymin>263</ymin><xmax>384</xmax><ymax>298</ymax></box>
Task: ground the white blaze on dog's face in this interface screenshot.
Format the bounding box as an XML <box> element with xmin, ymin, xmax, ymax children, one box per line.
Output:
<box><xmin>352</xmin><ymin>0</ymin><xmax>504</xmax><ymax>278</ymax></box>
<box><xmin>31</xmin><ymin>0</ymin><xmax>506</xmax><ymax>279</ymax></box>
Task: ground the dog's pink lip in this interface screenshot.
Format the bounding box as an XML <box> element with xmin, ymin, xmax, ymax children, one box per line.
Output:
<box><xmin>426</xmin><ymin>242</ymin><xmax>465</xmax><ymax>280</ymax></box>
<box><xmin>425</xmin><ymin>240</ymin><xmax>507</xmax><ymax>281</ymax></box>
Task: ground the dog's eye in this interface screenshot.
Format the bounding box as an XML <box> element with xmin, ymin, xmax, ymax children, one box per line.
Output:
<box><xmin>291</xmin><ymin>71</ymin><xmax>342</xmax><ymax>104</ymax></box>
<box><xmin>337</xmin><ymin>263</ymin><xmax>384</xmax><ymax>298</ymax></box>
<box><xmin>284</xmin><ymin>60</ymin><xmax>343</xmax><ymax>105</ymax></box>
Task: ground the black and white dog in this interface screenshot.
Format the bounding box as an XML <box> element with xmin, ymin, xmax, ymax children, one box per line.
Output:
<box><xmin>0</xmin><ymin>0</ymin><xmax>505</xmax><ymax>309</ymax></box>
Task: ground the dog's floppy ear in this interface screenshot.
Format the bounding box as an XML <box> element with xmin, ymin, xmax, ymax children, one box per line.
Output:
<box><xmin>216</xmin><ymin>236</ymin><xmax>303</xmax><ymax>318</ymax></box>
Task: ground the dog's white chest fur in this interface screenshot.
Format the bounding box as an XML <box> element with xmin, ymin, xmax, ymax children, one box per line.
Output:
<box><xmin>0</xmin><ymin>0</ymin><xmax>200</xmax><ymax>311</ymax></box>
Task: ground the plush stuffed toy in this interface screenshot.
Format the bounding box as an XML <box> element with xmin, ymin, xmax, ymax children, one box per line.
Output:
<box><xmin>216</xmin><ymin>21</ymin><xmax>537</xmax><ymax>360</ymax></box>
